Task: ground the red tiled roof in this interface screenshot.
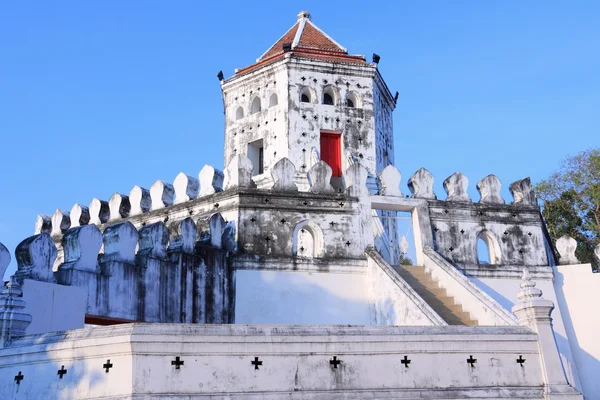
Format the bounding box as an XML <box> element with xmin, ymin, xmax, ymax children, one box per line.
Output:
<box><xmin>259</xmin><ymin>23</ymin><xmax>300</xmax><ymax>61</ymax></box>
<box><xmin>238</xmin><ymin>12</ymin><xmax>366</xmax><ymax>76</ymax></box>
<box><xmin>297</xmin><ymin>21</ymin><xmax>345</xmax><ymax>53</ymax></box>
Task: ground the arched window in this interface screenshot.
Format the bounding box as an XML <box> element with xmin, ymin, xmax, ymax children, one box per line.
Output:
<box><xmin>235</xmin><ymin>106</ymin><xmax>244</xmax><ymax>120</ymax></box>
<box><xmin>300</xmin><ymin>87</ymin><xmax>312</xmax><ymax>103</ymax></box>
<box><xmin>477</xmin><ymin>230</ymin><xmax>501</xmax><ymax>265</ymax></box>
<box><xmin>251</xmin><ymin>97</ymin><xmax>261</xmax><ymax>114</ymax></box>
<box><xmin>346</xmin><ymin>92</ymin><xmax>360</xmax><ymax>108</ymax></box>
<box><xmin>477</xmin><ymin>238</ymin><xmax>490</xmax><ymax>264</ymax></box>
<box><xmin>323</xmin><ymin>86</ymin><xmax>337</xmax><ymax>105</ymax></box>
<box><xmin>269</xmin><ymin>93</ymin><xmax>278</xmax><ymax>107</ymax></box>
<box><xmin>292</xmin><ymin>220</ymin><xmax>324</xmax><ymax>258</ymax></box>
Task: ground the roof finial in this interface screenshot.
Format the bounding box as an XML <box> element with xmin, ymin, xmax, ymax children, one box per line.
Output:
<box><xmin>297</xmin><ymin>11</ymin><xmax>311</xmax><ymax>21</ymax></box>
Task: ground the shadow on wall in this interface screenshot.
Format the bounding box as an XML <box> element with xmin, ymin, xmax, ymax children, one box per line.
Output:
<box><xmin>2</xmin><ymin>331</ymin><xmax>110</xmax><ymax>400</ymax></box>
<box><xmin>554</xmin><ymin>271</ymin><xmax>599</xmax><ymax>396</ymax></box>
<box><xmin>234</xmin><ymin>269</ymin><xmax>372</xmax><ymax>325</ymax></box>
<box><xmin>473</xmin><ymin>275</ymin><xmax>588</xmax><ymax>393</ymax></box>
<box><xmin>470</xmin><ymin>277</ymin><xmax>515</xmax><ymax>313</ymax></box>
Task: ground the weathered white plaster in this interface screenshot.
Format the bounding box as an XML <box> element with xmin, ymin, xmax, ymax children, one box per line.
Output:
<box><xmin>408</xmin><ymin>167</ymin><xmax>435</xmax><ymax>199</ymax></box>
<box><xmin>477</xmin><ymin>174</ymin><xmax>505</xmax><ymax>204</ymax></box>
<box><xmin>443</xmin><ymin>172</ymin><xmax>471</xmax><ymax>202</ymax></box>
<box><xmin>0</xmin><ymin>324</ymin><xmax>548</xmax><ymax>399</ymax></box>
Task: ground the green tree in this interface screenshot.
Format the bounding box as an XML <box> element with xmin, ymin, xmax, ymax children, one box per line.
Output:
<box><xmin>534</xmin><ymin>148</ymin><xmax>600</xmax><ymax>268</ymax></box>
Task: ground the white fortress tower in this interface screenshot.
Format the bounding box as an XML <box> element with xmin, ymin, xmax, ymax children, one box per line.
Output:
<box><xmin>221</xmin><ymin>11</ymin><xmax>396</xmax><ymax>188</ymax></box>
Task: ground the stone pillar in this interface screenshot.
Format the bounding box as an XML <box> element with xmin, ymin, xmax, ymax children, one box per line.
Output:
<box><xmin>512</xmin><ymin>269</ymin><xmax>582</xmax><ymax>399</ymax></box>
<box><xmin>0</xmin><ymin>277</ymin><xmax>32</xmax><ymax>346</ymax></box>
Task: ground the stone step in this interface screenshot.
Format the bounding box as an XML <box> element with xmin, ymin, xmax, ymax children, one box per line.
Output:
<box><xmin>392</xmin><ymin>265</ymin><xmax>477</xmax><ymax>326</ymax></box>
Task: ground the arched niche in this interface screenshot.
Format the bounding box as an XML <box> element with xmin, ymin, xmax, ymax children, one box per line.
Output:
<box><xmin>292</xmin><ymin>220</ymin><xmax>324</xmax><ymax>258</ymax></box>
<box><xmin>268</xmin><ymin>93</ymin><xmax>278</xmax><ymax>107</ymax></box>
<box><xmin>322</xmin><ymin>85</ymin><xmax>339</xmax><ymax>106</ymax></box>
<box><xmin>299</xmin><ymin>86</ymin><xmax>316</xmax><ymax>104</ymax></box>
<box><xmin>346</xmin><ymin>91</ymin><xmax>361</xmax><ymax>108</ymax></box>
<box><xmin>235</xmin><ymin>106</ymin><xmax>244</xmax><ymax>120</ymax></box>
<box><xmin>476</xmin><ymin>230</ymin><xmax>501</xmax><ymax>265</ymax></box>
<box><xmin>250</xmin><ymin>96</ymin><xmax>261</xmax><ymax>114</ymax></box>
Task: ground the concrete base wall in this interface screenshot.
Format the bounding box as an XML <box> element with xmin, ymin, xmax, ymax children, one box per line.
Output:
<box><xmin>554</xmin><ymin>264</ymin><xmax>600</xmax><ymax>399</ymax></box>
<box><xmin>235</xmin><ymin>269</ymin><xmax>371</xmax><ymax>324</ymax></box>
<box><xmin>0</xmin><ymin>324</ymin><xmax>546</xmax><ymax>399</ymax></box>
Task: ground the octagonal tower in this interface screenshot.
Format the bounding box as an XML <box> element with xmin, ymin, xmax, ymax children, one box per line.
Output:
<box><xmin>221</xmin><ymin>11</ymin><xmax>396</xmax><ymax>188</ymax></box>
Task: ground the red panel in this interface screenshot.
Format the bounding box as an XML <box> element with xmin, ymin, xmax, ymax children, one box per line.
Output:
<box><xmin>320</xmin><ymin>131</ymin><xmax>342</xmax><ymax>177</ymax></box>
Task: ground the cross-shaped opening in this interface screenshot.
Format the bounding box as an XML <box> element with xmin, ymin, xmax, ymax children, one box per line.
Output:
<box><xmin>14</xmin><ymin>371</ymin><xmax>24</xmax><ymax>384</ymax></box>
<box><xmin>171</xmin><ymin>356</ymin><xmax>184</xmax><ymax>369</ymax></box>
<box><xmin>251</xmin><ymin>356</ymin><xmax>263</xmax><ymax>370</ymax></box>
<box><xmin>57</xmin><ymin>366</ymin><xmax>67</xmax><ymax>379</ymax></box>
<box><xmin>329</xmin><ymin>356</ymin><xmax>341</xmax><ymax>369</ymax></box>
<box><xmin>401</xmin><ymin>355</ymin><xmax>411</xmax><ymax>367</ymax></box>
<box><xmin>103</xmin><ymin>359</ymin><xmax>113</xmax><ymax>373</ymax></box>
<box><xmin>516</xmin><ymin>355</ymin><xmax>526</xmax><ymax>365</ymax></box>
<box><xmin>467</xmin><ymin>355</ymin><xmax>477</xmax><ymax>367</ymax></box>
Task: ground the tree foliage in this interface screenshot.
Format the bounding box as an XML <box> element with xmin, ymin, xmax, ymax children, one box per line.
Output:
<box><xmin>534</xmin><ymin>148</ymin><xmax>600</xmax><ymax>267</ymax></box>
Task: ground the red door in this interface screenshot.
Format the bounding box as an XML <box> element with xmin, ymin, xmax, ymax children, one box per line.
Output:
<box><xmin>320</xmin><ymin>131</ymin><xmax>342</xmax><ymax>177</ymax></box>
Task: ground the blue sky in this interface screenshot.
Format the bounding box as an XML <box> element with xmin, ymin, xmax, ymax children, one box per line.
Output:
<box><xmin>1</xmin><ymin>1</ymin><xmax>599</xmax><ymax>278</ymax></box>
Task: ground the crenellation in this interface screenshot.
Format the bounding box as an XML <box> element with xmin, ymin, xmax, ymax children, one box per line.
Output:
<box><xmin>271</xmin><ymin>158</ymin><xmax>298</xmax><ymax>191</ymax></box>
<box><xmin>174</xmin><ymin>172</ymin><xmax>200</xmax><ymax>204</ymax></box>
<box><xmin>138</xmin><ymin>222</ymin><xmax>170</xmax><ymax>260</ymax></box>
<box><xmin>199</xmin><ymin>165</ymin><xmax>224</xmax><ymax>196</ymax></box>
<box><xmin>89</xmin><ymin>198</ymin><xmax>110</xmax><ymax>225</ymax></box>
<box><xmin>509</xmin><ymin>177</ymin><xmax>536</xmax><ymax>206</ymax></box>
<box><xmin>34</xmin><ymin>214</ymin><xmax>52</xmax><ymax>235</ymax></box>
<box><xmin>101</xmin><ymin>221</ymin><xmax>139</xmax><ymax>264</ymax></box>
<box><xmin>15</xmin><ymin>233</ymin><xmax>57</xmax><ymax>283</ymax></box>
<box><xmin>208</xmin><ymin>213</ymin><xmax>226</xmax><ymax>249</ymax></box>
<box><xmin>150</xmin><ymin>180</ymin><xmax>175</xmax><ymax>210</ymax></box>
<box><xmin>307</xmin><ymin>160</ymin><xmax>334</xmax><ymax>193</ymax></box>
<box><xmin>224</xmin><ymin>154</ymin><xmax>256</xmax><ymax>190</ymax></box>
<box><xmin>168</xmin><ymin>217</ymin><xmax>197</xmax><ymax>254</ymax></box>
<box><xmin>408</xmin><ymin>167</ymin><xmax>435</xmax><ymax>199</ymax></box>
<box><xmin>51</xmin><ymin>209</ymin><xmax>71</xmax><ymax>237</ymax></box>
<box><xmin>477</xmin><ymin>175</ymin><xmax>505</xmax><ymax>204</ymax></box>
<box><xmin>556</xmin><ymin>236</ymin><xmax>580</xmax><ymax>265</ymax></box>
<box><xmin>61</xmin><ymin>224</ymin><xmax>103</xmax><ymax>272</ymax></box>
<box><xmin>378</xmin><ymin>165</ymin><xmax>402</xmax><ymax>197</ymax></box>
<box><xmin>108</xmin><ymin>193</ymin><xmax>131</xmax><ymax>221</ymax></box>
<box><xmin>129</xmin><ymin>185</ymin><xmax>151</xmax><ymax>216</ymax></box>
<box><xmin>70</xmin><ymin>204</ymin><xmax>90</xmax><ymax>227</ymax></box>
<box><xmin>443</xmin><ymin>172</ymin><xmax>471</xmax><ymax>202</ymax></box>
